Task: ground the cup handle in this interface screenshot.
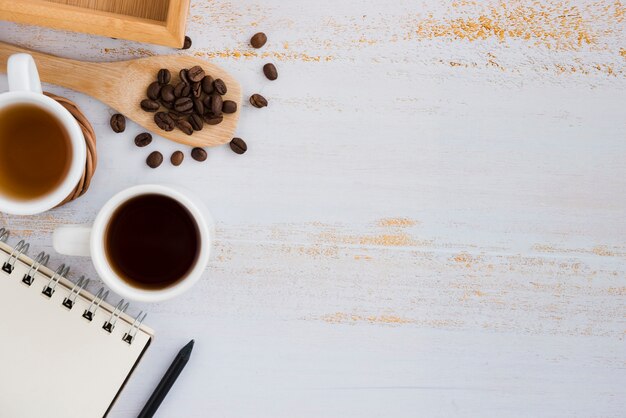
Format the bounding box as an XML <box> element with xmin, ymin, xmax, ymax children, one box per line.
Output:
<box><xmin>7</xmin><ymin>53</ymin><xmax>43</xmax><ymax>94</ymax></box>
<box><xmin>53</xmin><ymin>225</ymin><xmax>92</xmax><ymax>257</ymax></box>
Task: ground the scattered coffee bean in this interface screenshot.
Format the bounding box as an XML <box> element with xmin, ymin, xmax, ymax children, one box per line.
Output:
<box><xmin>191</xmin><ymin>81</ymin><xmax>202</xmax><ymax>98</ymax></box>
<box><xmin>188</xmin><ymin>66</ymin><xmax>205</xmax><ymax>83</ymax></box>
<box><xmin>201</xmin><ymin>75</ymin><xmax>214</xmax><ymax>94</ymax></box>
<box><xmin>134</xmin><ymin>132</ymin><xmax>152</xmax><ymax>147</ymax></box>
<box><xmin>110</xmin><ymin>113</ymin><xmax>125</xmax><ymax>133</ymax></box>
<box><xmin>154</xmin><ymin>112</ymin><xmax>175</xmax><ymax>131</ymax></box>
<box><xmin>157</xmin><ymin>68</ymin><xmax>171</xmax><ymax>85</ymax></box>
<box><xmin>222</xmin><ymin>100</ymin><xmax>237</xmax><ymax>114</ymax></box>
<box><xmin>182</xmin><ymin>36</ymin><xmax>192</xmax><ymax>50</ymax></box>
<box><xmin>179</xmin><ymin>69</ymin><xmax>190</xmax><ymax>85</ymax></box>
<box><xmin>141</xmin><ymin>99</ymin><xmax>160</xmax><ymax>112</ymax></box>
<box><xmin>229</xmin><ymin>137</ymin><xmax>247</xmax><ymax>154</ymax></box>
<box><xmin>147</xmin><ymin>81</ymin><xmax>161</xmax><ymax>100</ymax></box>
<box><xmin>159</xmin><ymin>99</ymin><xmax>174</xmax><ymax>109</ymax></box>
<box><xmin>160</xmin><ymin>84</ymin><xmax>175</xmax><ymax>102</ymax></box>
<box><xmin>192</xmin><ymin>97</ymin><xmax>204</xmax><ymax>115</ymax></box>
<box><xmin>189</xmin><ymin>113</ymin><xmax>203</xmax><ymax>131</ymax></box>
<box><xmin>191</xmin><ymin>147</ymin><xmax>207</xmax><ymax>162</ymax></box>
<box><xmin>209</xmin><ymin>94</ymin><xmax>223</xmax><ymax>115</ymax></box>
<box><xmin>203</xmin><ymin>114</ymin><xmax>224</xmax><ymax>125</ymax></box>
<box><xmin>146</xmin><ymin>151</ymin><xmax>163</xmax><ymax>168</ymax></box>
<box><xmin>176</xmin><ymin>119</ymin><xmax>193</xmax><ymax>135</ymax></box>
<box><xmin>171</xmin><ymin>151</ymin><xmax>184</xmax><ymax>166</ymax></box>
<box><xmin>263</xmin><ymin>63</ymin><xmax>278</xmax><ymax>80</ymax></box>
<box><xmin>249</xmin><ymin>94</ymin><xmax>268</xmax><ymax>108</ymax></box>
<box><xmin>174</xmin><ymin>97</ymin><xmax>193</xmax><ymax>113</ymax></box>
<box><xmin>174</xmin><ymin>82</ymin><xmax>190</xmax><ymax>98</ymax></box>
<box><xmin>250</xmin><ymin>32</ymin><xmax>267</xmax><ymax>48</ymax></box>
<box><xmin>213</xmin><ymin>79</ymin><xmax>227</xmax><ymax>95</ymax></box>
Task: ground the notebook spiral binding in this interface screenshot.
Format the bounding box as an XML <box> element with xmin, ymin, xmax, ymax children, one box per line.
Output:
<box><xmin>0</xmin><ymin>228</ymin><xmax>147</xmax><ymax>345</ymax></box>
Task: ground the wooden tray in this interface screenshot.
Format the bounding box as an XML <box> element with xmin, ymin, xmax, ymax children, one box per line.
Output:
<box><xmin>0</xmin><ymin>0</ymin><xmax>190</xmax><ymax>47</ymax></box>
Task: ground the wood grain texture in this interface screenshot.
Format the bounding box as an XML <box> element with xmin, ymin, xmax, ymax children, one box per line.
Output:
<box><xmin>0</xmin><ymin>0</ymin><xmax>625</xmax><ymax>416</ymax></box>
<box><xmin>0</xmin><ymin>41</ymin><xmax>242</xmax><ymax>147</ymax></box>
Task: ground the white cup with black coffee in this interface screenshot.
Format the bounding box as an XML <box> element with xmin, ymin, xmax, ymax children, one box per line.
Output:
<box><xmin>53</xmin><ymin>184</ymin><xmax>214</xmax><ymax>302</ymax></box>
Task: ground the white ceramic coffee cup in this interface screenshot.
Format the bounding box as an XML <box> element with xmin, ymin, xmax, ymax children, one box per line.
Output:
<box><xmin>0</xmin><ymin>53</ymin><xmax>86</xmax><ymax>215</ymax></box>
<box><xmin>53</xmin><ymin>184</ymin><xmax>214</xmax><ymax>302</ymax></box>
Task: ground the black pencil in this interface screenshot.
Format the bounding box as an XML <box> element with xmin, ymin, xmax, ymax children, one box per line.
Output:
<box><xmin>138</xmin><ymin>339</ymin><xmax>194</xmax><ymax>418</ymax></box>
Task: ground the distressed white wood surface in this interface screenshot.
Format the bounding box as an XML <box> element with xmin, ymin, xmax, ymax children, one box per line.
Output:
<box><xmin>1</xmin><ymin>0</ymin><xmax>625</xmax><ymax>416</ymax></box>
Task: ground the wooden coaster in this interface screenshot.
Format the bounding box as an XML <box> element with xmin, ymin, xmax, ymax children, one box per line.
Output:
<box><xmin>44</xmin><ymin>92</ymin><xmax>97</xmax><ymax>207</ymax></box>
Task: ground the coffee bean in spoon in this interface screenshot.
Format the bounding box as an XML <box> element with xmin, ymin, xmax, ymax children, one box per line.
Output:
<box><xmin>154</xmin><ymin>112</ymin><xmax>175</xmax><ymax>131</ymax></box>
<box><xmin>174</xmin><ymin>82</ymin><xmax>190</xmax><ymax>98</ymax></box>
<box><xmin>147</xmin><ymin>81</ymin><xmax>161</xmax><ymax>100</ymax></box>
<box><xmin>203</xmin><ymin>114</ymin><xmax>223</xmax><ymax>125</ymax></box>
<box><xmin>229</xmin><ymin>137</ymin><xmax>247</xmax><ymax>154</ymax></box>
<box><xmin>157</xmin><ymin>68</ymin><xmax>171</xmax><ymax>85</ymax></box>
<box><xmin>160</xmin><ymin>84</ymin><xmax>175</xmax><ymax>102</ymax></box>
<box><xmin>141</xmin><ymin>99</ymin><xmax>160</xmax><ymax>112</ymax></box>
<box><xmin>191</xmin><ymin>147</ymin><xmax>207</xmax><ymax>162</ymax></box>
<box><xmin>174</xmin><ymin>97</ymin><xmax>193</xmax><ymax>113</ymax></box>
<box><xmin>187</xmin><ymin>66</ymin><xmax>205</xmax><ymax>83</ymax></box>
<box><xmin>146</xmin><ymin>151</ymin><xmax>163</xmax><ymax>168</ymax></box>
<box><xmin>110</xmin><ymin>114</ymin><xmax>126</xmax><ymax>133</ymax></box>
<box><xmin>134</xmin><ymin>132</ymin><xmax>152</xmax><ymax>147</ymax></box>
<box><xmin>249</xmin><ymin>94</ymin><xmax>268</xmax><ymax>108</ymax></box>
<box><xmin>263</xmin><ymin>63</ymin><xmax>278</xmax><ymax>80</ymax></box>
<box><xmin>213</xmin><ymin>79</ymin><xmax>227</xmax><ymax>95</ymax></box>
<box><xmin>222</xmin><ymin>100</ymin><xmax>237</xmax><ymax>114</ymax></box>
<box><xmin>209</xmin><ymin>94</ymin><xmax>223</xmax><ymax>115</ymax></box>
<box><xmin>159</xmin><ymin>99</ymin><xmax>174</xmax><ymax>110</ymax></box>
<box><xmin>192</xmin><ymin>97</ymin><xmax>204</xmax><ymax>115</ymax></box>
<box><xmin>189</xmin><ymin>114</ymin><xmax>203</xmax><ymax>131</ymax></box>
<box><xmin>250</xmin><ymin>32</ymin><xmax>267</xmax><ymax>48</ymax></box>
<box><xmin>191</xmin><ymin>81</ymin><xmax>202</xmax><ymax>98</ymax></box>
<box><xmin>201</xmin><ymin>76</ymin><xmax>214</xmax><ymax>94</ymax></box>
<box><xmin>176</xmin><ymin>119</ymin><xmax>194</xmax><ymax>135</ymax></box>
<box><xmin>179</xmin><ymin>69</ymin><xmax>190</xmax><ymax>85</ymax></box>
<box><xmin>171</xmin><ymin>151</ymin><xmax>184</xmax><ymax>166</ymax></box>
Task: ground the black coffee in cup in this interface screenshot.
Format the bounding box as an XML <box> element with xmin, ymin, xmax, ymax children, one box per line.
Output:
<box><xmin>104</xmin><ymin>194</ymin><xmax>200</xmax><ymax>289</ymax></box>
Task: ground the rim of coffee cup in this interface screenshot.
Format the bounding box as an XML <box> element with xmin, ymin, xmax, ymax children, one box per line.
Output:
<box><xmin>90</xmin><ymin>184</ymin><xmax>212</xmax><ymax>302</ymax></box>
<box><xmin>0</xmin><ymin>92</ymin><xmax>86</xmax><ymax>215</ymax></box>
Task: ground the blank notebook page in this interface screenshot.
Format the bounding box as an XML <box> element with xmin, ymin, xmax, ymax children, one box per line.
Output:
<box><xmin>0</xmin><ymin>241</ymin><xmax>153</xmax><ymax>418</ymax></box>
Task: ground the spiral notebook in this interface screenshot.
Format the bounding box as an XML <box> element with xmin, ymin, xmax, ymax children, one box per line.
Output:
<box><xmin>0</xmin><ymin>228</ymin><xmax>154</xmax><ymax>418</ymax></box>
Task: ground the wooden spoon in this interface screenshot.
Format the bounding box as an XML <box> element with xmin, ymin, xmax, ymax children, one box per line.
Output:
<box><xmin>0</xmin><ymin>42</ymin><xmax>241</xmax><ymax>147</ymax></box>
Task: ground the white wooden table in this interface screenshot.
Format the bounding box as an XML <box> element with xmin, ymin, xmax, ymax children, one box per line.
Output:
<box><xmin>1</xmin><ymin>1</ymin><xmax>625</xmax><ymax>416</ymax></box>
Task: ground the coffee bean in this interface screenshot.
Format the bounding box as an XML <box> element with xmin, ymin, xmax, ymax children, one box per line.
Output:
<box><xmin>174</xmin><ymin>82</ymin><xmax>190</xmax><ymax>98</ymax></box>
<box><xmin>157</xmin><ymin>68</ymin><xmax>171</xmax><ymax>85</ymax></box>
<box><xmin>188</xmin><ymin>66</ymin><xmax>205</xmax><ymax>83</ymax></box>
<box><xmin>176</xmin><ymin>119</ymin><xmax>193</xmax><ymax>135</ymax></box>
<box><xmin>201</xmin><ymin>75</ymin><xmax>214</xmax><ymax>94</ymax></box>
<box><xmin>182</xmin><ymin>36</ymin><xmax>192</xmax><ymax>50</ymax></box>
<box><xmin>159</xmin><ymin>99</ymin><xmax>174</xmax><ymax>109</ymax></box>
<box><xmin>167</xmin><ymin>110</ymin><xmax>184</xmax><ymax>121</ymax></box>
<box><xmin>209</xmin><ymin>94</ymin><xmax>223</xmax><ymax>115</ymax></box>
<box><xmin>250</xmin><ymin>32</ymin><xmax>267</xmax><ymax>48</ymax></box>
<box><xmin>191</xmin><ymin>147</ymin><xmax>207</xmax><ymax>161</ymax></box>
<box><xmin>171</xmin><ymin>151</ymin><xmax>184</xmax><ymax>166</ymax></box>
<box><xmin>189</xmin><ymin>113</ymin><xmax>203</xmax><ymax>131</ymax></box>
<box><xmin>147</xmin><ymin>81</ymin><xmax>161</xmax><ymax>100</ymax></box>
<box><xmin>134</xmin><ymin>132</ymin><xmax>152</xmax><ymax>147</ymax></box>
<box><xmin>249</xmin><ymin>94</ymin><xmax>268</xmax><ymax>108</ymax></box>
<box><xmin>179</xmin><ymin>69</ymin><xmax>190</xmax><ymax>85</ymax></box>
<box><xmin>203</xmin><ymin>114</ymin><xmax>223</xmax><ymax>125</ymax></box>
<box><xmin>192</xmin><ymin>97</ymin><xmax>204</xmax><ymax>115</ymax></box>
<box><xmin>154</xmin><ymin>112</ymin><xmax>175</xmax><ymax>131</ymax></box>
<box><xmin>263</xmin><ymin>63</ymin><xmax>278</xmax><ymax>80</ymax></box>
<box><xmin>110</xmin><ymin>114</ymin><xmax>125</xmax><ymax>133</ymax></box>
<box><xmin>191</xmin><ymin>81</ymin><xmax>202</xmax><ymax>98</ymax></box>
<box><xmin>174</xmin><ymin>97</ymin><xmax>193</xmax><ymax>113</ymax></box>
<box><xmin>222</xmin><ymin>100</ymin><xmax>237</xmax><ymax>114</ymax></box>
<box><xmin>213</xmin><ymin>79</ymin><xmax>227</xmax><ymax>95</ymax></box>
<box><xmin>141</xmin><ymin>99</ymin><xmax>160</xmax><ymax>112</ymax></box>
<box><xmin>160</xmin><ymin>84</ymin><xmax>175</xmax><ymax>102</ymax></box>
<box><xmin>229</xmin><ymin>137</ymin><xmax>247</xmax><ymax>154</ymax></box>
<box><xmin>146</xmin><ymin>151</ymin><xmax>163</xmax><ymax>168</ymax></box>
